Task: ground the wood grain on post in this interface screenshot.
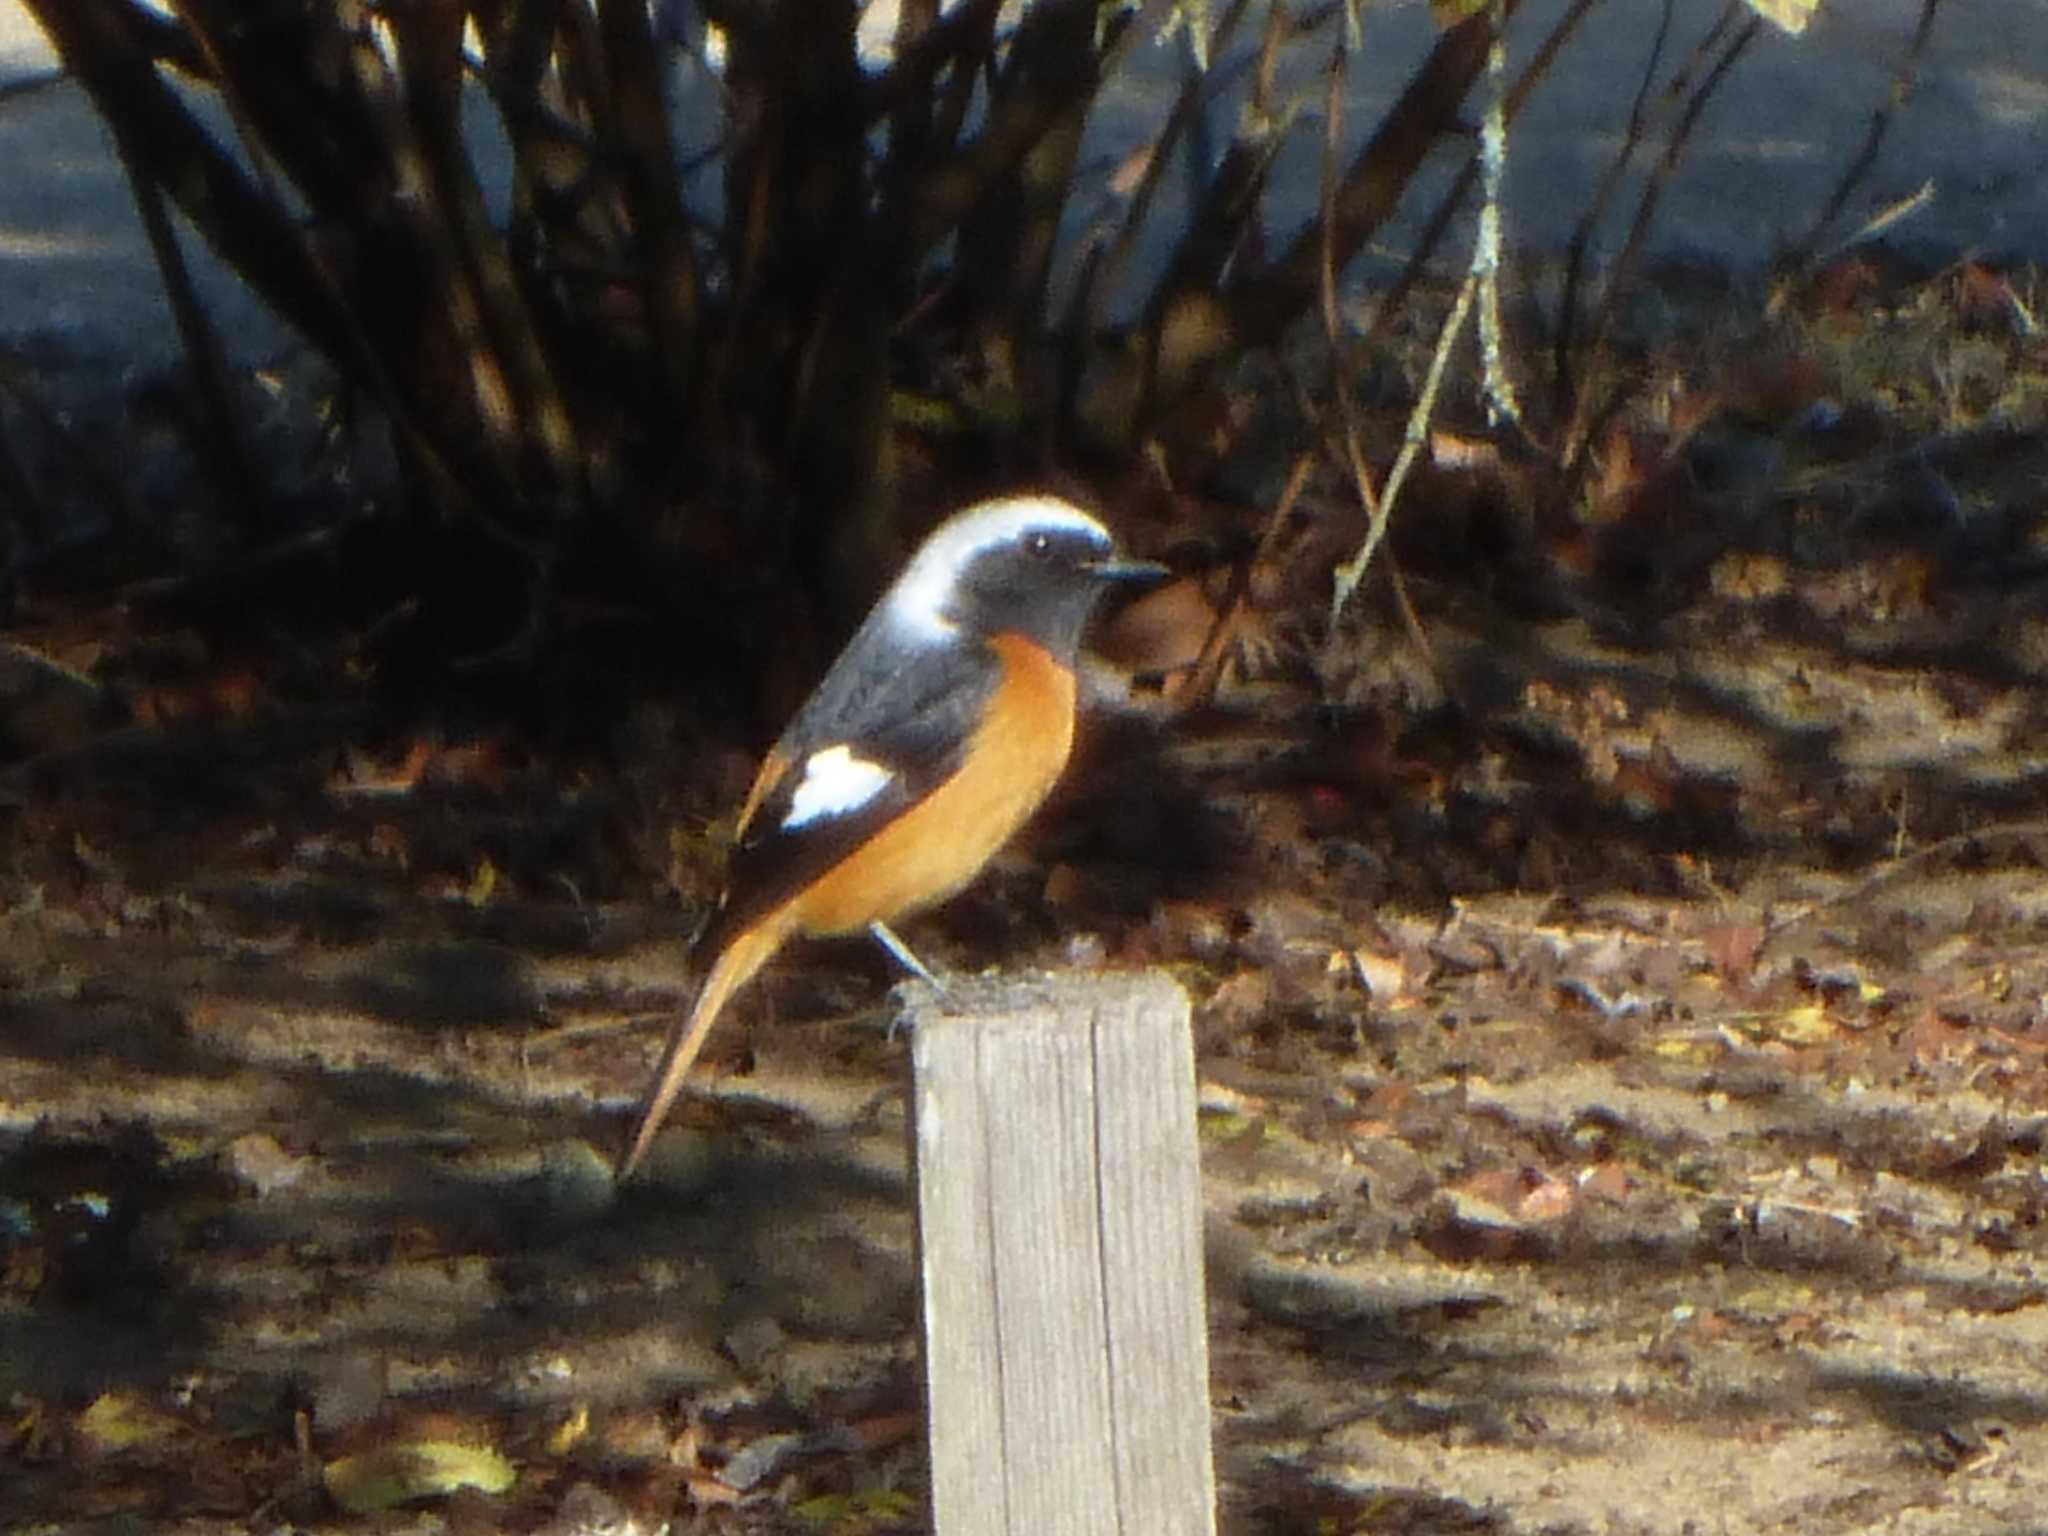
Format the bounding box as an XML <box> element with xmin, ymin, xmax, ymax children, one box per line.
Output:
<box><xmin>906</xmin><ymin>970</ymin><xmax>1215</xmax><ymax>1536</ymax></box>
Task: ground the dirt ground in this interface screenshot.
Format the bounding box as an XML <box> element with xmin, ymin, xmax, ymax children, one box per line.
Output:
<box><xmin>4</xmin><ymin>245</ymin><xmax>2048</xmax><ymax>1536</ymax></box>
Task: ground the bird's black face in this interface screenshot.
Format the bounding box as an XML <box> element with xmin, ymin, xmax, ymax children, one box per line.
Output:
<box><xmin>950</xmin><ymin>525</ymin><xmax>1119</xmax><ymax>657</ymax></box>
<box><xmin>880</xmin><ymin>495</ymin><xmax>1163</xmax><ymax>665</ymax></box>
<box><xmin>957</xmin><ymin>521</ymin><xmax>1177</xmax><ymax>666</ymax></box>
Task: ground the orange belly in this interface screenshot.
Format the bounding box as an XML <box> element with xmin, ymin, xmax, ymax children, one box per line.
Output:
<box><xmin>784</xmin><ymin>631</ymin><xmax>1076</xmax><ymax>938</ymax></box>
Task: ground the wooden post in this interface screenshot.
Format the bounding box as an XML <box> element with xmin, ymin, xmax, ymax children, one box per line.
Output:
<box><xmin>906</xmin><ymin>971</ymin><xmax>1215</xmax><ymax>1536</ymax></box>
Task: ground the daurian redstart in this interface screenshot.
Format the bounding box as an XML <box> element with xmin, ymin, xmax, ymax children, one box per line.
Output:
<box><xmin>618</xmin><ymin>494</ymin><xmax>1163</xmax><ymax>1178</ymax></box>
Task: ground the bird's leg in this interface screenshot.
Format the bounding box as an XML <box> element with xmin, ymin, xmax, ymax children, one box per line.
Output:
<box><xmin>869</xmin><ymin>920</ymin><xmax>951</xmax><ymax>995</ymax></box>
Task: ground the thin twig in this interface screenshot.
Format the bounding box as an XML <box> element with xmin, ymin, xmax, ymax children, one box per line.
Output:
<box><xmin>1228</xmin><ymin>1</ymin><xmax>1517</xmax><ymax>351</ymax></box>
<box><xmin>1473</xmin><ymin>0</ymin><xmax>1522</xmax><ymax>428</ymax></box>
<box><xmin>1553</xmin><ymin>0</ymin><xmax>1674</xmax><ymax>425</ymax></box>
<box><xmin>122</xmin><ymin>150</ymin><xmax>263</xmax><ymax>530</ymax></box>
<box><xmin>1175</xmin><ymin>451</ymin><xmax>1315</xmax><ymax>710</ymax></box>
<box><xmin>1560</xmin><ymin>8</ymin><xmax>1761</xmax><ymax>467</ymax></box>
<box><xmin>1079</xmin><ymin>0</ymin><xmax>1255</xmax><ymax>344</ymax></box>
<box><xmin>1328</xmin><ymin>272</ymin><xmax>1479</xmax><ymax>626</ymax></box>
<box><xmin>1317</xmin><ymin>24</ymin><xmax>1377</xmax><ymax>535</ymax></box>
<box><xmin>1349</xmin><ymin>0</ymin><xmax>1599</xmax><ymax>363</ymax></box>
<box><xmin>1781</xmin><ymin>0</ymin><xmax>1945</xmax><ymax>272</ymax></box>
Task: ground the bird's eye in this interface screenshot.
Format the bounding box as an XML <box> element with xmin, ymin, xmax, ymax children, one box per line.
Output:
<box><xmin>1027</xmin><ymin>533</ymin><xmax>1053</xmax><ymax>558</ymax></box>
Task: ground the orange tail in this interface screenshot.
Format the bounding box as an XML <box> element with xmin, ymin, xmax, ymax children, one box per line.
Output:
<box><xmin>617</xmin><ymin>921</ymin><xmax>784</xmax><ymax>1180</ymax></box>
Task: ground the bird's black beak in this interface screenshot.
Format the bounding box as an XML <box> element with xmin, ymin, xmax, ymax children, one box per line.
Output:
<box><xmin>1089</xmin><ymin>556</ymin><xmax>1171</xmax><ymax>586</ymax></box>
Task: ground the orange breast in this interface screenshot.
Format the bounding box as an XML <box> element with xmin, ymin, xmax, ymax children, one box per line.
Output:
<box><xmin>785</xmin><ymin>632</ymin><xmax>1077</xmax><ymax>938</ymax></box>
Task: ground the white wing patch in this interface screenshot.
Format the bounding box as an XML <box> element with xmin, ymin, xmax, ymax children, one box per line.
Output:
<box><xmin>783</xmin><ymin>744</ymin><xmax>895</xmax><ymax>829</ymax></box>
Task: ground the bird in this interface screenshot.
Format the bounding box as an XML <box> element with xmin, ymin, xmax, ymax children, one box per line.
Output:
<box><xmin>617</xmin><ymin>493</ymin><xmax>1165</xmax><ymax>1179</ymax></box>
